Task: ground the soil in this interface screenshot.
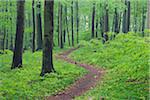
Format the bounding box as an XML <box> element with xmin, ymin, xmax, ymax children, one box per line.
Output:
<box><xmin>46</xmin><ymin>47</ymin><xmax>105</xmax><ymax>100</ymax></box>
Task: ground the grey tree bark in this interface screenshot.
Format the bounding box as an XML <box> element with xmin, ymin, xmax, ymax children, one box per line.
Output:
<box><xmin>36</xmin><ymin>0</ymin><xmax>43</xmax><ymax>50</ymax></box>
<box><xmin>11</xmin><ymin>0</ymin><xmax>25</xmax><ymax>69</ymax></box>
<box><xmin>41</xmin><ymin>0</ymin><xmax>55</xmax><ymax>76</ymax></box>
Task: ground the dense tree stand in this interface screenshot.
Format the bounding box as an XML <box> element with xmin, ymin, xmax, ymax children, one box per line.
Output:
<box><xmin>40</xmin><ymin>0</ymin><xmax>55</xmax><ymax>76</ymax></box>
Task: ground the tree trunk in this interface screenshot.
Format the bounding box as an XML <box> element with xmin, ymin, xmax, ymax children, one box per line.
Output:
<box><xmin>65</xmin><ymin>6</ymin><xmax>71</xmax><ymax>46</ymax></box>
<box><xmin>0</xmin><ymin>5</ymin><xmax>3</xmax><ymax>51</ymax></box>
<box><xmin>103</xmin><ymin>4</ymin><xmax>109</xmax><ymax>43</ymax></box>
<box><xmin>126</xmin><ymin>0</ymin><xmax>130</xmax><ymax>32</ymax></box>
<box><xmin>122</xmin><ymin>0</ymin><xmax>127</xmax><ymax>33</ymax></box>
<box><xmin>32</xmin><ymin>0</ymin><xmax>35</xmax><ymax>52</ymax></box>
<box><xmin>63</xmin><ymin>6</ymin><xmax>66</xmax><ymax>43</ymax></box>
<box><xmin>114</xmin><ymin>8</ymin><xmax>119</xmax><ymax>33</ymax></box>
<box><xmin>63</xmin><ymin>27</ymin><xmax>66</xmax><ymax>43</ymax></box>
<box><xmin>147</xmin><ymin>0</ymin><xmax>150</xmax><ymax>29</ymax></box>
<box><xmin>71</xmin><ymin>1</ymin><xmax>74</xmax><ymax>46</ymax></box>
<box><xmin>41</xmin><ymin>0</ymin><xmax>55</xmax><ymax>76</ymax></box>
<box><xmin>91</xmin><ymin>3</ymin><xmax>95</xmax><ymax>38</ymax></box>
<box><xmin>118</xmin><ymin>12</ymin><xmax>122</xmax><ymax>33</ymax></box>
<box><xmin>104</xmin><ymin>4</ymin><xmax>109</xmax><ymax>32</ymax></box>
<box><xmin>2</xmin><ymin>29</ymin><xmax>6</xmax><ymax>51</ymax></box>
<box><xmin>141</xmin><ymin>6</ymin><xmax>146</xmax><ymax>37</ymax></box>
<box><xmin>134</xmin><ymin>1</ymin><xmax>137</xmax><ymax>32</ymax></box>
<box><xmin>76</xmin><ymin>0</ymin><xmax>79</xmax><ymax>43</ymax></box>
<box><xmin>11</xmin><ymin>0</ymin><xmax>25</xmax><ymax>69</ymax></box>
<box><xmin>100</xmin><ymin>17</ymin><xmax>104</xmax><ymax>38</ymax></box>
<box><xmin>112</xmin><ymin>14</ymin><xmax>115</xmax><ymax>32</ymax></box>
<box><xmin>9</xmin><ymin>2</ymin><xmax>13</xmax><ymax>51</ymax></box>
<box><xmin>122</xmin><ymin>0</ymin><xmax>130</xmax><ymax>33</ymax></box>
<box><xmin>36</xmin><ymin>0</ymin><xmax>43</xmax><ymax>50</ymax></box>
<box><xmin>95</xmin><ymin>18</ymin><xmax>98</xmax><ymax>38</ymax></box>
<box><xmin>57</xmin><ymin>3</ymin><xmax>60</xmax><ymax>46</ymax></box>
<box><xmin>5</xmin><ymin>32</ymin><xmax>8</xmax><ymax>49</ymax></box>
<box><xmin>59</xmin><ymin>2</ymin><xmax>63</xmax><ymax>48</ymax></box>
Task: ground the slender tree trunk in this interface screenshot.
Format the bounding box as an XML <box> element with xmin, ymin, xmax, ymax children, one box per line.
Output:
<box><xmin>11</xmin><ymin>0</ymin><xmax>25</xmax><ymax>69</ymax></box>
<box><xmin>57</xmin><ymin>3</ymin><xmax>60</xmax><ymax>46</ymax></box>
<box><xmin>32</xmin><ymin>0</ymin><xmax>35</xmax><ymax>52</ymax></box>
<box><xmin>91</xmin><ymin>3</ymin><xmax>95</xmax><ymax>38</ymax></box>
<box><xmin>5</xmin><ymin>32</ymin><xmax>8</xmax><ymax>49</ymax></box>
<box><xmin>2</xmin><ymin>29</ymin><xmax>6</xmax><ymax>51</ymax></box>
<box><xmin>112</xmin><ymin>14</ymin><xmax>115</xmax><ymax>32</ymax></box>
<box><xmin>126</xmin><ymin>0</ymin><xmax>130</xmax><ymax>32</ymax></box>
<box><xmin>5</xmin><ymin>1</ymin><xmax>8</xmax><ymax>50</ymax></box>
<box><xmin>118</xmin><ymin>12</ymin><xmax>122</xmax><ymax>33</ymax></box>
<box><xmin>9</xmin><ymin>2</ymin><xmax>13</xmax><ymax>51</ymax></box>
<box><xmin>36</xmin><ymin>0</ymin><xmax>43</xmax><ymax>50</ymax></box>
<box><xmin>114</xmin><ymin>8</ymin><xmax>119</xmax><ymax>33</ymax></box>
<box><xmin>122</xmin><ymin>0</ymin><xmax>127</xmax><ymax>33</ymax></box>
<box><xmin>139</xmin><ymin>16</ymin><xmax>142</xmax><ymax>32</ymax></box>
<box><xmin>142</xmin><ymin>6</ymin><xmax>146</xmax><ymax>37</ymax></box>
<box><xmin>95</xmin><ymin>18</ymin><xmax>98</xmax><ymax>38</ymax></box>
<box><xmin>100</xmin><ymin>17</ymin><xmax>104</xmax><ymax>38</ymax></box>
<box><xmin>65</xmin><ymin>6</ymin><xmax>70</xmax><ymax>46</ymax></box>
<box><xmin>0</xmin><ymin>4</ymin><xmax>5</xmax><ymax>52</ymax></box>
<box><xmin>63</xmin><ymin>27</ymin><xmax>66</xmax><ymax>43</ymax></box>
<box><xmin>147</xmin><ymin>0</ymin><xmax>150</xmax><ymax>29</ymax></box>
<box><xmin>76</xmin><ymin>0</ymin><xmax>79</xmax><ymax>43</ymax></box>
<box><xmin>71</xmin><ymin>1</ymin><xmax>74</xmax><ymax>46</ymax></box>
<box><xmin>0</xmin><ymin>4</ymin><xmax>2</xmax><ymax>51</ymax></box>
<box><xmin>122</xmin><ymin>0</ymin><xmax>130</xmax><ymax>33</ymax></box>
<box><xmin>41</xmin><ymin>0</ymin><xmax>55</xmax><ymax>76</ymax></box>
<box><xmin>104</xmin><ymin>4</ymin><xmax>109</xmax><ymax>32</ymax></box>
<box><xmin>59</xmin><ymin>2</ymin><xmax>63</xmax><ymax>48</ymax></box>
<box><xmin>133</xmin><ymin>1</ymin><xmax>137</xmax><ymax>32</ymax></box>
<box><xmin>63</xmin><ymin>6</ymin><xmax>66</xmax><ymax>43</ymax></box>
<box><xmin>103</xmin><ymin>4</ymin><xmax>109</xmax><ymax>43</ymax></box>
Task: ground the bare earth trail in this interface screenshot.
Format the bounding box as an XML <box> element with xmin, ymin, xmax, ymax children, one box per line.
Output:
<box><xmin>47</xmin><ymin>47</ymin><xmax>105</xmax><ymax>100</ymax></box>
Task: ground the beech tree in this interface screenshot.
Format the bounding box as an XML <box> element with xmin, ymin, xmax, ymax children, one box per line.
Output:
<box><xmin>40</xmin><ymin>0</ymin><xmax>55</xmax><ymax>76</ymax></box>
<box><xmin>32</xmin><ymin>0</ymin><xmax>35</xmax><ymax>52</ymax></box>
<box><xmin>0</xmin><ymin>4</ymin><xmax>4</xmax><ymax>52</ymax></box>
<box><xmin>58</xmin><ymin>2</ymin><xmax>63</xmax><ymax>48</ymax></box>
<box><xmin>36</xmin><ymin>0</ymin><xmax>42</xmax><ymax>50</ymax></box>
<box><xmin>65</xmin><ymin>5</ymin><xmax>71</xmax><ymax>46</ymax></box>
<box><xmin>71</xmin><ymin>1</ymin><xmax>74</xmax><ymax>46</ymax></box>
<box><xmin>114</xmin><ymin>8</ymin><xmax>119</xmax><ymax>33</ymax></box>
<box><xmin>76</xmin><ymin>0</ymin><xmax>79</xmax><ymax>43</ymax></box>
<box><xmin>11</xmin><ymin>0</ymin><xmax>25</xmax><ymax>69</ymax></box>
<box><xmin>147</xmin><ymin>0</ymin><xmax>150</xmax><ymax>29</ymax></box>
<box><xmin>91</xmin><ymin>3</ymin><xmax>95</xmax><ymax>38</ymax></box>
<box><xmin>122</xmin><ymin>0</ymin><xmax>130</xmax><ymax>33</ymax></box>
<box><xmin>103</xmin><ymin>4</ymin><xmax>109</xmax><ymax>43</ymax></box>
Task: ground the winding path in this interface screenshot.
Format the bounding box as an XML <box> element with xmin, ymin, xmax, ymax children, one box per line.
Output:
<box><xmin>47</xmin><ymin>47</ymin><xmax>105</xmax><ymax>100</ymax></box>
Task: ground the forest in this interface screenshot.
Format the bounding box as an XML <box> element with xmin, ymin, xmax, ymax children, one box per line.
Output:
<box><xmin>0</xmin><ymin>0</ymin><xmax>149</xmax><ymax>99</ymax></box>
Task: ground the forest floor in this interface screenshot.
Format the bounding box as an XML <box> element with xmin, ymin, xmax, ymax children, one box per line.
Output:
<box><xmin>47</xmin><ymin>47</ymin><xmax>105</xmax><ymax>100</ymax></box>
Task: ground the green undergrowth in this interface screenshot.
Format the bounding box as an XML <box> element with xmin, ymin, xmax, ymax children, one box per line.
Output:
<box><xmin>69</xmin><ymin>33</ymin><xmax>150</xmax><ymax>99</ymax></box>
<box><xmin>0</xmin><ymin>49</ymin><xmax>87</xmax><ymax>99</ymax></box>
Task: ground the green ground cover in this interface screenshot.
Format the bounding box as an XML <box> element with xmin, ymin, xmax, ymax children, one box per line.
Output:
<box><xmin>69</xmin><ymin>33</ymin><xmax>149</xmax><ymax>99</ymax></box>
<box><xmin>0</xmin><ymin>49</ymin><xmax>87</xmax><ymax>99</ymax></box>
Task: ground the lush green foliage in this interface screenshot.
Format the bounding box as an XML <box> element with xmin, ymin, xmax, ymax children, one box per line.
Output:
<box><xmin>0</xmin><ymin>50</ymin><xmax>87</xmax><ymax>99</ymax></box>
<box><xmin>0</xmin><ymin>0</ymin><xmax>149</xmax><ymax>99</ymax></box>
<box><xmin>69</xmin><ymin>33</ymin><xmax>149</xmax><ymax>99</ymax></box>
